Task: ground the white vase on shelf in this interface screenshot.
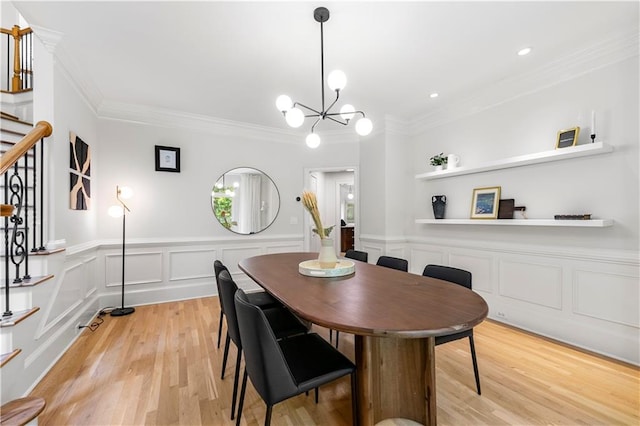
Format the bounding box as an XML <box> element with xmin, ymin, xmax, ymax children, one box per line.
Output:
<box><xmin>318</xmin><ymin>238</ymin><xmax>338</xmax><ymax>269</ymax></box>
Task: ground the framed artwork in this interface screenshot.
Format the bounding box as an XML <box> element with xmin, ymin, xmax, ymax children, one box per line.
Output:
<box><xmin>155</xmin><ymin>145</ymin><xmax>180</xmax><ymax>172</ymax></box>
<box><xmin>346</xmin><ymin>202</ymin><xmax>355</xmax><ymax>222</ymax></box>
<box><xmin>470</xmin><ymin>186</ymin><xmax>501</xmax><ymax>219</ymax></box>
<box><xmin>556</xmin><ymin>127</ymin><xmax>580</xmax><ymax>149</ymax></box>
<box><xmin>69</xmin><ymin>132</ymin><xmax>91</xmax><ymax>210</ymax></box>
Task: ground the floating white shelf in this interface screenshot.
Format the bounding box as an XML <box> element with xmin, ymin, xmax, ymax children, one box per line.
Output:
<box><xmin>415</xmin><ymin>142</ymin><xmax>613</xmax><ymax>180</ymax></box>
<box><xmin>415</xmin><ymin>219</ymin><xmax>614</xmax><ymax>227</ymax></box>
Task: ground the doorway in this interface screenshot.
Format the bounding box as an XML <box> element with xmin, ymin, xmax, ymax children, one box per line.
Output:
<box><xmin>303</xmin><ymin>167</ymin><xmax>358</xmax><ymax>254</ymax></box>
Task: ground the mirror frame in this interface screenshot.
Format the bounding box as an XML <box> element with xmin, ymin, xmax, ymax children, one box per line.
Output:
<box><xmin>211</xmin><ymin>167</ymin><xmax>281</xmax><ymax>235</ymax></box>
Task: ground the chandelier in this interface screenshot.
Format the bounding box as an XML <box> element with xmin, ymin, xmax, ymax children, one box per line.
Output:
<box><xmin>276</xmin><ymin>7</ymin><xmax>373</xmax><ymax>148</ymax></box>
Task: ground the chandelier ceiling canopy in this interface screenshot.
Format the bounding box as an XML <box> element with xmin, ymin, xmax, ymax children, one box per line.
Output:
<box><xmin>276</xmin><ymin>7</ymin><xmax>372</xmax><ymax>148</ymax></box>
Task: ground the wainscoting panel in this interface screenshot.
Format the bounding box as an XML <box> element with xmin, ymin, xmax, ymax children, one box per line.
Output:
<box><xmin>409</xmin><ymin>248</ymin><xmax>445</xmax><ymax>275</ymax></box>
<box><xmin>221</xmin><ymin>246</ymin><xmax>263</xmax><ymax>274</ymax></box>
<box><xmin>574</xmin><ymin>269</ymin><xmax>639</xmax><ymax>327</ymax></box>
<box><xmin>169</xmin><ymin>248</ymin><xmax>216</xmax><ymax>282</ymax></box>
<box><xmin>498</xmin><ymin>259</ymin><xmax>563</xmax><ymax>310</ymax></box>
<box><xmin>105</xmin><ymin>251</ymin><xmax>163</xmax><ymax>287</ymax></box>
<box><xmin>449</xmin><ymin>252</ymin><xmax>493</xmax><ymax>293</ymax></box>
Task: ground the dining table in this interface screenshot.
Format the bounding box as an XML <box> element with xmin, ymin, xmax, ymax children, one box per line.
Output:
<box><xmin>238</xmin><ymin>252</ymin><xmax>488</xmax><ymax>425</ymax></box>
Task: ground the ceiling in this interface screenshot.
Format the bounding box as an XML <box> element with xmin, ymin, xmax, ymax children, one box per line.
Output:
<box><xmin>11</xmin><ymin>1</ymin><xmax>640</xmax><ymax>134</ymax></box>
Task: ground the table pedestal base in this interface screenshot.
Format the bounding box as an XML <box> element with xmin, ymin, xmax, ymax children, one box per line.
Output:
<box><xmin>355</xmin><ymin>335</ymin><xmax>436</xmax><ymax>425</ymax></box>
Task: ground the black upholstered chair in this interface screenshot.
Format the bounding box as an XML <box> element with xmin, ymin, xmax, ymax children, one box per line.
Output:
<box><xmin>376</xmin><ymin>255</ymin><xmax>408</xmax><ymax>272</ymax></box>
<box><xmin>214</xmin><ymin>260</ymin><xmax>279</xmax><ymax>348</ymax></box>
<box><xmin>217</xmin><ymin>270</ymin><xmax>309</xmax><ymax>420</ymax></box>
<box><xmin>344</xmin><ymin>249</ymin><xmax>368</xmax><ymax>263</ymax></box>
<box><xmin>422</xmin><ymin>264</ymin><xmax>481</xmax><ymax>395</ymax></box>
<box><xmin>234</xmin><ymin>289</ymin><xmax>357</xmax><ymax>426</ymax></box>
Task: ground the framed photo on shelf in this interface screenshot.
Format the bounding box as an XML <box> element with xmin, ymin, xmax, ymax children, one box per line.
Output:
<box><xmin>155</xmin><ymin>145</ymin><xmax>180</xmax><ymax>172</ymax></box>
<box><xmin>556</xmin><ymin>127</ymin><xmax>580</xmax><ymax>149</ymax></box>
<box><xmin>470</xmin><ymin>186</ymin><xmax>501</xmax><ymax>219</ymax></box>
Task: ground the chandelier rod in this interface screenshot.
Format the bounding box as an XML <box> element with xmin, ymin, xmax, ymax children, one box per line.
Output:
<box><xmin>320</xmin><ymin>18</ymin><xmax>325</xmax><ymax>115</ymax></box>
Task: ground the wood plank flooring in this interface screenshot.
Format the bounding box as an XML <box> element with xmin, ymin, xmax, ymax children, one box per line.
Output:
<box><xmin>29</xmin><ymin>297</ymin><xmax>639</xmax><ymax>425</ymax></box>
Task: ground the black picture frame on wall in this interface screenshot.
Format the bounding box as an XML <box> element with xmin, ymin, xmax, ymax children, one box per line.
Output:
<box><xmin>155</xmin><ymin>145</ymin><xmax>180</xmax><ymax>172</ymax></box>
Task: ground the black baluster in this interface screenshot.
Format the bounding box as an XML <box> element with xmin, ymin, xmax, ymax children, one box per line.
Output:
<box><xmin>22</xmin><ymin>149</ymin><xmax>30</xmax><ymax>280</ymax></box>
<box><xmin>31</xmin><ymin>142</ymin><xmax>38</xmax><ymax>252</ymax></box>
<box><xmin>39</xmin><ymin>137</ymin><xmax>45</xmax><ymax>251</ymax></box>
<box><xmin>9</xmin><ymin>163</ymin><xmax>24</xmax><ymax>284</ymax></box>
<box><xmin>3</xmin><ymin>173</ymin><xmax>11</xmax><ymax>317</ymax></box>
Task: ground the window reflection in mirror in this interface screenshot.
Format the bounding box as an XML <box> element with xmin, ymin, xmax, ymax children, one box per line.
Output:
<box><xmin>211</xmin><ymin>167</ymin><xmax>280</xmax><ymax>235</ymax></box>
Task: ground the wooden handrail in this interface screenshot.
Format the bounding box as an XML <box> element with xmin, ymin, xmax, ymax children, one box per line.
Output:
<box><xmin>0</xmin><ymin>120</ymin><xmax>52</xmax><ymax>175</ymax></box>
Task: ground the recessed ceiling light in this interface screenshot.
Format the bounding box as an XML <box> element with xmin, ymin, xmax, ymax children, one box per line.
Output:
<box><xmin>429</xmin><ymin>93</ymin><xmax>439</xmax><ymax>98</ymax></box>
<box><xmin>517</xmin><ymin>47</ymin><xmax>532</xmax><ymax>56</ymax></box>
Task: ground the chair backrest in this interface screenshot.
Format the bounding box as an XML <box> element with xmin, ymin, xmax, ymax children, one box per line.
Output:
<box><xmin>234</xmin><ymin>289</ymin><xmax>298</xmax><ymax>405</ymax></box>
<box><xmin>218</xmin><ymin>270</ymin><xmax>242</xmax><ymax>347</ymax></box>
<box><xmin>422</xmin><ymin>264</ymin><xmax>472</xmax><ymax>290</ymax></box>
<box><xmin>214</xmin><ymin>260</ymin><xmax>230</xmax><ymax>313</ymax></box>
<box><xmin>376</xmin><ymin>255</ymin><xmax>408</xmax><ymax>272</ymax></box>
<box><xmin>345</xmin><ymin>249</ymin><xmax>368</xmax><ymax>263</ymax></box>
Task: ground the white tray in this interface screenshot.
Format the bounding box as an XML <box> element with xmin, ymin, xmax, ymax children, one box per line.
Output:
<box><xmin>298</xmin><ymin>259</ymin><xmax>355</xmax><ymax>277</ymax></box>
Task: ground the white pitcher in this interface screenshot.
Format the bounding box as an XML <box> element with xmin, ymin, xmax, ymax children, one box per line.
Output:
<box><xmin>447</xmin><ymin>154</ymin><xmax>460</xmax><ymax>168</ymax></box>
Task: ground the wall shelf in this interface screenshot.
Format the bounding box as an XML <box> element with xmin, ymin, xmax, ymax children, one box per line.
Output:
<box><xmin>415</xmin><ymin>219</ymin><xmax>613</xmax><ymax>227</ymax></box>
<box><xmin>416</xmin><ymin>142</ymin><xmax>613</xmax><ymax>180</ymax></box>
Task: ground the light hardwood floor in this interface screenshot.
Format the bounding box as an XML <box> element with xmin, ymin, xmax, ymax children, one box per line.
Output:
<box><xmin>29</xmin><ymin>297</ymin><xmax>639</xmax><ymax>425</ymax></box>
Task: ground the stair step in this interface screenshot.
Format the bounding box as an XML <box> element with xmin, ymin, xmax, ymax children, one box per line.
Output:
<box><xmin>0</xmin><ymin>396</ymin><xmax>46</xmax><ymax>426</ymax></box>
<box><xmin>0</xmin><ymin>307</ymin><xmax>40</xmax><ymax>327</ymax></box>
<box><xmin>0</xmin><ymin>110</ymin><xmax>32</xmax><ymax>126</ymax></box>
<box><xmin>0</xmin><ymin>348</ymin><xmax>21</xmax><ymax>367</ymax></box>
<box><xmin>1</xmin><ymin>275</ymin><xmax>54</xmax><ymax>290</ymax></box>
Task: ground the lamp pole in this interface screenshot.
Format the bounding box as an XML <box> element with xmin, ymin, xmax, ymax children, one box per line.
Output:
<box><xmin>111</xmin><ymin>186</ymin><xmax>135</xmax><ymax>317</ymax></box>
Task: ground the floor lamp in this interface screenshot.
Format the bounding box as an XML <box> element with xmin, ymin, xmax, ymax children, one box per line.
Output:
<box><xmin>108</xmin><ymin>185</ymin><xmax>135</xmax><ymax>316</ymax></box>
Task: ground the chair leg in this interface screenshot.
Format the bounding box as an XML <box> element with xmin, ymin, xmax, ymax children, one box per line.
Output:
<box><xmin>350</xmin><ymin>371</ymin><xmax>358</xmax><ymax>426</ymax></box>
<box><xmin>231</xmin><ymin>350</ymin><xmax>242</xmax><ymax>420</ymax></box>
<box><xmin>217</xmin><ymin>311</ymin><xmax>224</xmax><ymax>348</ymax></box>
<box><xmin>265</xmin><ymin>404</ymin><xmax>273</xmax><ymax>426</ymax></box>
<box><xmin>221</xmin><ymin>332</ymin><xmax>231</xmax><ymax>379</ymax></box>
<box><xmin>468</xmin><ymin>334</ymin><xmax>481</xmax><ymax>395</ymax></box>
<box><xmin>335</xmin><ymin>331</ymin><xmax>340</xmax><ymax>348</ymax></box>
<box><xmin>236</xmin><ymin>369</ymin><xmax>248</xmax><ymax>426</ymax></box>
<box><xmin>315</xmin><ymin>387</ymin><xmax>319</xmax><ymax>404</ymax></box>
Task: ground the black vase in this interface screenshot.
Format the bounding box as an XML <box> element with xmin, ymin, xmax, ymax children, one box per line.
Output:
<box><xmin>432</xmin><ymin>195</ymin><xmax>446</xmax><ymax>219</ymax></box>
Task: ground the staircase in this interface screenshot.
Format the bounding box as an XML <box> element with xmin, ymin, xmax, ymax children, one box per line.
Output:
<box><xmin>1</xmin><ymin>107</ymin><xmax>56</xmax><ymax>409</ymax></box>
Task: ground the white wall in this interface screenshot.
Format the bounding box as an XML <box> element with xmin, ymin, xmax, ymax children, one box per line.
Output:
<box><xmin>96</xmin><ymin>119</ymin><xmax>359</xmax><ymax>242</ymax></box>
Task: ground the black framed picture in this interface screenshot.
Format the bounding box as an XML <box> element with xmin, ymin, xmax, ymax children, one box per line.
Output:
<box><xmin>556</xmin><ymin>127</ymin><xmax>580</xmax><ymax>149</ymax></box>
<box><xmin>155</xmin><ymin>145</ymin><xmax>180</xmax><ymax>172</ymax></box>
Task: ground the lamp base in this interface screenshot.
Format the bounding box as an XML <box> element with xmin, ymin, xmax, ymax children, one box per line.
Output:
<box><xmin>110</xmin><ymin>307</ymin><xmax>135</xmax><ymax>317</ymax></box>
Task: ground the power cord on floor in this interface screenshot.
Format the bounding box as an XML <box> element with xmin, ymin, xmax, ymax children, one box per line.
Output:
<box><xmin>78</xmin><ymin>307</ymin><xmax>115</xmax><ymax>332</ymax></box>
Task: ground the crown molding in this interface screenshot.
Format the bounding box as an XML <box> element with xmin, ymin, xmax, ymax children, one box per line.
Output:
<box><xmin>408</xmin><ymin>28</ymin><xmax>640</xmax><ymax>134</ymax></box>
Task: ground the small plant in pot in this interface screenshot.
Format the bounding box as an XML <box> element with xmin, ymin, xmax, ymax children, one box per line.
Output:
<box><xmin>429</xmin><ymin>153</ymin><xmax>448</xmax><ymax>170</ymax></box>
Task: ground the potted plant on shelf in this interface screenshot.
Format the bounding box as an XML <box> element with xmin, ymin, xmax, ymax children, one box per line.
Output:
<box><xmin>429</xmin><ymin>153</ymin><xmax>448</xmax><ymax>171</ymax></box>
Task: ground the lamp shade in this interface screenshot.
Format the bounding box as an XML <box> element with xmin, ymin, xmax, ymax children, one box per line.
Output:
<box><xmin>276</xmin><ymin>94</ymin><xmax>293</xmax><ymax>112</ymax></box>
<box><xmin>306</xmin><ymin>133</ymin><xmax>321</xmax><ymax>148</ymax></box>
<box><xmin>355</xmin><ymin>117</ymin><xmax>373</xmax><ymax>136</ymax></box>
<box><xmin>285</xmin><ymin>107</ymin><xmax>305</xmax><ymax>128</ymax></box>
<box><xmin>327</xmin><ymin>70</ymin><xmax>347</xmax><ymax>92</ymax></box>
<box><xmin>119</xmin><ymin>186</ymin><xmax>134</xmax><ymax>199</ymax></box>
<box><xmin>108</xmin><ymin>205</ymin><xmax>124</xmax><ymax>218</ymax></box>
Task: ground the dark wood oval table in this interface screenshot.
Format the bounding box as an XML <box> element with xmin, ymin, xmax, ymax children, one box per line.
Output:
<box><xmin>239</xmin><ymin>252</ymin><xmax>488</xmax><ymax>425</ymax></box>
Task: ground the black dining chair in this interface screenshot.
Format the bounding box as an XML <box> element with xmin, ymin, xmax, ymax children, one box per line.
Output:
<box><xmin>422</xmin><ymin>264</ymin><xmax>481</xmax><ymax>395</ymax></box>
<box><xmin>217</xmin><ymin>270</ymin><xmax>309</xmax><ymax>420</ymax></box>
<box><xmin>376</xmin><ymin>255</ymin><xmax>408</xmax><ymax>272</ymax></box>
<box><xmin>214</xmin><ymin>260</ymin><xmax>280</xmax><ymax>349</ymax></box>
<box><xmin>234</xmin><ymin>289</ymin><xmax>358</xmax><ymax>426</ymax></box>
<box><xmin>344</xmin><ymin>249</ymin><xmax>368</xmax><ymax>263</ymax></box>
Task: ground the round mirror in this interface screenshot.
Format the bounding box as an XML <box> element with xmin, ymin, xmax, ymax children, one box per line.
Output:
<box><xmin>211</xmin><ymin>167</ymin><xmax>280</xmax><ymax>234</ymax></box>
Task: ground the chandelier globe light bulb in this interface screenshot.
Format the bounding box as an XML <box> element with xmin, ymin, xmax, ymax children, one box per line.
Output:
<box><xmin>276</xmin><ymin>94</ymin><xmax>293</xmax><ymax>112</ymax></box>
<box><xmin>340</xmin><ymin>104</ymin><xmax>355</xmax><ymax>121</ymax></box>
<box><xmin>355</xmin><ymin>117</ymin><xmax>373</xmax><ymax>136</ymax></box>
<box><xmin>285</xmin><ymin>107</ymin><xmax>305</xmax><ymax>128</ymax></box>
<box><xmin>306</xmin><ymin>133</ymin><xmax>321</xmax><ymax>148</ymax></box>
<box><xmin>327</xmin><ymin>70</ymin><xmax>347</xmax><ymax>92</ymax></box>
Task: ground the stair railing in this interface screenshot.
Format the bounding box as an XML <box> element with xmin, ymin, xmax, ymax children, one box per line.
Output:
<box><xmin>1</xmin><ymin>25</ymin><xmax>33</xmax><ymax>93</ymax></box>
<box><xmin>2</xmin><ymin>121</ymin><xmax>52</xmax><ymax>317</ymax></box>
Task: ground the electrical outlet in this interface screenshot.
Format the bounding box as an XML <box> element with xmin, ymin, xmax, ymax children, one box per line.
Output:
<box><xmin>75</xmin><ymin>323</ymin><xmax>83</xmax><ymax>334</ymax></box>
<box><xmin>496</xmin><ymin>311</ymin><xmax>507</xmax><ymax>319</ymax></box>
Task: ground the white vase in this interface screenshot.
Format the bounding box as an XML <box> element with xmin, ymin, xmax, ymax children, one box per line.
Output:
<box><xmin>318</xmin><ymin>238</ymin><xmax>338</xmax><ymax>269</ymax></box>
